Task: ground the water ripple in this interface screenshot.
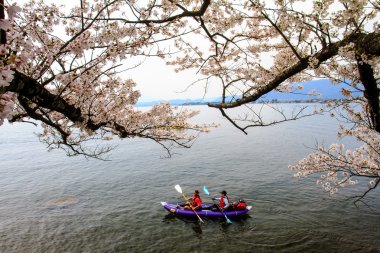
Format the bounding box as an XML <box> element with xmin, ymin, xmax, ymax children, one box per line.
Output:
<box><xmin>1</xmin><ymin>106</ymin><xmax>380</xmax><ymax>252</ymax></box>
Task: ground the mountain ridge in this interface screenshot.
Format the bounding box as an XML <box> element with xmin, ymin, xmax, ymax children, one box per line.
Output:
<box><xmin>136</xmin><ymin>79</ymin><xmax>352</xmax><ymax>106</ymax></box>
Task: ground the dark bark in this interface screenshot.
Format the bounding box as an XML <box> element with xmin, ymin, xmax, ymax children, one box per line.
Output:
<box><xmin>356</xmin><ymin>55</ymin><xmax>380</xmax><ymax>132</ymax></box>
<box><xmin>5</xmin><ymin>71</ymin><xmax>85</xmax><ymax>126</ymax></box>
<box><xmin>0</xmin><ymin>0</ymin><xmax>6</xmax><ymax>44</ymax></box>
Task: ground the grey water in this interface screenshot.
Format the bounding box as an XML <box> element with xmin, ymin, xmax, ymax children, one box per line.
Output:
<box><xmin>0</xmin><ymin>104</ymin><xmax>379</xmax><ymax>253</ymax></box>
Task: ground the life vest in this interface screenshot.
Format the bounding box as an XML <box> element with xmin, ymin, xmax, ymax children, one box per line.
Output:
<box><xmin>219</xmin><ymin>195</ymin><xmax>230</xmax><ymax>208</ymax></box>
<box><xmin>192</xmin><ymin>196</ymin><xmax>202</xmax><ymax>207</ymax></box>
<box><xmin>236</xmin><ymin>201</ymin><xmax>246</xmax><ymax>210</ymax></box>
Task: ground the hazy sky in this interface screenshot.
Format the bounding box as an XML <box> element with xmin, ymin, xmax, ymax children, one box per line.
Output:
<box><xmin>128</xmin><ymin>57</ymin><xmax>220</xmax><ymax>102</ymax></box>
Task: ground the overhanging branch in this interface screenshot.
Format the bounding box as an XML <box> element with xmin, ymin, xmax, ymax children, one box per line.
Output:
<box><xmin>208</xmin><ymin>32</ymin><xmax>380</xmax><ymax>109</ymax></box>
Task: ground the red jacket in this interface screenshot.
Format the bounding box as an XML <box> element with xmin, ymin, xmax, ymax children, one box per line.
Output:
<box><xmin>219</xmin><ymin>195</ymin><xmax>230</xmax><ymax>208</ymax></box>
<box><xmin>192</xmin><ymin>196</ymin><xmax>202</xmax><ymax>208</ymax></box>
<box><xmin>236</xmin><ymin>201</ymin><xmax>246</xmax><ymax>210</ymax></box>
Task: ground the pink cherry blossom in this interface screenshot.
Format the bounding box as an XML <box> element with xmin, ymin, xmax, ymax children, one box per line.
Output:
<box><xmin>0</xmin><ymin>0</ymin><xmax>214</xmax><ymax>158</ymax></box>
<box><xmin>0</xmin><ymin>0</ymin><xmax>378</xmax><ymax>189</ymax></box>
<box><xmin>7</xmin><ymin>4</ymin><xmax>21</xmax><ymax>20</ymax></box>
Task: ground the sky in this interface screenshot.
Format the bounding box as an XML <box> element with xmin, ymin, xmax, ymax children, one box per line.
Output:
<box><xmin>127</xmin><ymin>56</ymin><xmax>221</xmax><ymax>102</ymax></box>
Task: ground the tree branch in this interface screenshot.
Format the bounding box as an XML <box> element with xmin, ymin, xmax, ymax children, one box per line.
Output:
<box><xmin>208</xmin><ymin>32</ymin><xmax>380</xmax><ymax>109</ymax></box>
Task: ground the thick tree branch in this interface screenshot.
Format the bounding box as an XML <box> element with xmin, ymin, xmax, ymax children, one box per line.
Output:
<box><xmin>0</xmin><ymin>0</ymin><xmax>5</xmax><ymax>44</ymax></box>
<box><xmin>209</xmin><ymin>32</ymin><xmax>380</xmax><ymax>109</ymax></box>
<box><xmin>356</xmin><ymin>55</ymin><xmax>380</xmax><ymax>132</ymax></box>
<box><xmin>5</xmin><ymin>71</ymin><xmax>86</xmax><ymax>126</ymax></box>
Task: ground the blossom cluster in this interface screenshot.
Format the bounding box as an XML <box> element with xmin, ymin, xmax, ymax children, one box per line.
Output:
<box><xmin>289</xmin><ymin>126</ymin><xmax>380</xmax><ymax>193</ymax></box>
<box><xmin>0</xmin><ymin>0</ymin><xmax>378</xmax><ymax>172</ymax></box>
<box><xmin>0</xmin><ymin>92</ymin><xmax>15</xmax><ymax>126</ymax></box>
<box><xmin>0</xmin><ymin>1</ymin><xmax>214</xmax><ymax>157</ymax></box>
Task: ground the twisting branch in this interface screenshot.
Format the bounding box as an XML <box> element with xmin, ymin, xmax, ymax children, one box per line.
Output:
<box><xmin>209</xmin><ymin>32</ymin><xmax>380</xmax><ymax>109</ymax></box>
<box><xmin>261</xmin><ymin>10</ymin><xmax>302</xmax><ymax>61</ymax></box>
<box><xmin>63</xmin><ymin>0</ymin><xmax>211</xmax><ymax>24</ymax></box>
<box><xmin>352</xmin><ymin>178</ymin><xmax>380</xmax><ymax>206</ymax></box>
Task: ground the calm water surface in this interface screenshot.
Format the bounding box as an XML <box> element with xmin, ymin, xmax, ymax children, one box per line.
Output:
<box><xmin>1</xmin><ymin>104</ymin><xmax>380</xmax><ymax>253</ymax></box>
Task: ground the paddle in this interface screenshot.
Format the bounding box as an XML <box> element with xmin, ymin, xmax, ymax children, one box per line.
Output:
<box><xmin>174</xmin><ymin>184</ymin><xmax>204</xmax><ymax>223</ymax></box>
<box><xmin>203</xmin><ymin>185</ymin><xmax>232</xmax><ymax>224</ymax></box>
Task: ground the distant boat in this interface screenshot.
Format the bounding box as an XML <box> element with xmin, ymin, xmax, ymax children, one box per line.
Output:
<box><xmin>161</xmin><ymin>202</ymin><xmax>252</xmax><ymax>219</ymax></box>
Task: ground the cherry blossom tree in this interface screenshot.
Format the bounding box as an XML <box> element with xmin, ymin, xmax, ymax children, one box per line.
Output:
<box><xmin>0</xmin><ymin>0</ymin><xmax>212</xmax><ymax>158</ymax></box>
<box><xmin>157</xmin><ymin>0</ymin><xmax>379</xmax><ymax>200</ymax></box>
<box><xmin>0</xmin><ymin>0</ymin><xmax>379</xmax><ymax>199</ymax></box>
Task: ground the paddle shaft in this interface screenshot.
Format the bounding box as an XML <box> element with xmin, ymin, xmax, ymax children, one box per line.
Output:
<box><xmin>211</xmin><ymin>197</ymin><xmax>232</xmax><ymax>223</ymax></box>
<box><xmin>181</xmin><ymin>193</ymin><xmax>204</xmax><ymax>223</ymax></box>
<box><xmin>202</xmin><ymin>185</ymin><xmax>232</xmax><ymax>223</ymax></box>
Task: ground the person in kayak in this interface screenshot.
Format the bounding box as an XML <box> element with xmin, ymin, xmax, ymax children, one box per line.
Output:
<box><xmin>179</xmin><ymin>190</ymin><xmax>202</xmax><ymax>210</ymax></box>
<box><xmin>213</xmin><ymin>190</ymin><xmax>231</xmax><ymax>211</ymax></box>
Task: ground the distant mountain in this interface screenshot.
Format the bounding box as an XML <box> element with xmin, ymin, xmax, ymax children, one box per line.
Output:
<box><xmin>136</xmin><ymin>79</ymin><xmax>353</xmax><ymax>106</ymax></box>
<box><xmin>259</xmin><ymin>79</ymin><xmax>346</xmax><ymax>101</ymax></box>
<box><xmin>136</xmin><ymin>98</ymin><xmax>211</xmax><ymax>107</ymax></box>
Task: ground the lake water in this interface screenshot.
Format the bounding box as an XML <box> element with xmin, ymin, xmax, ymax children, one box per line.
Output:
<box><xmin>1</xmin><ymin>104</ymin><xmax>379</xmax><ymax>253</ymax></box>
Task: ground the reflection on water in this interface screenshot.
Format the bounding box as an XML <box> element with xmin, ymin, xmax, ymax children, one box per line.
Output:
<box><xmin>44</xmin><ymin>196</ymin><xmax>80</xmax><ymax>209</ymax></box>
<box><xmin>0</xmin><ymin>105</ymin><xmax>380</xmax><ymax>252</ymax></box>
<box><xmin>191</xmin><ymin>224</ymin><xmax>203</xmax><ymax>236</ymax></box>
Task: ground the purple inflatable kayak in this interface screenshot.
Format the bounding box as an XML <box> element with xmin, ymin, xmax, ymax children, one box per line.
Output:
<box><xmin>161</xmin><ymin>202</ymin><xmax>252</xmax><ymax>218</ymax></box>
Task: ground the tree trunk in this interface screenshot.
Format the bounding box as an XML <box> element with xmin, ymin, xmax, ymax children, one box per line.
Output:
<box><xmin>356</xmin><ymin>55</ymin><xmax>380</xmax><ymax>133</ymax></box>
<box><xmin>0</xmin><ymin>0</ymin><xmax>6</xmax><ymax>44</ymax></box>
